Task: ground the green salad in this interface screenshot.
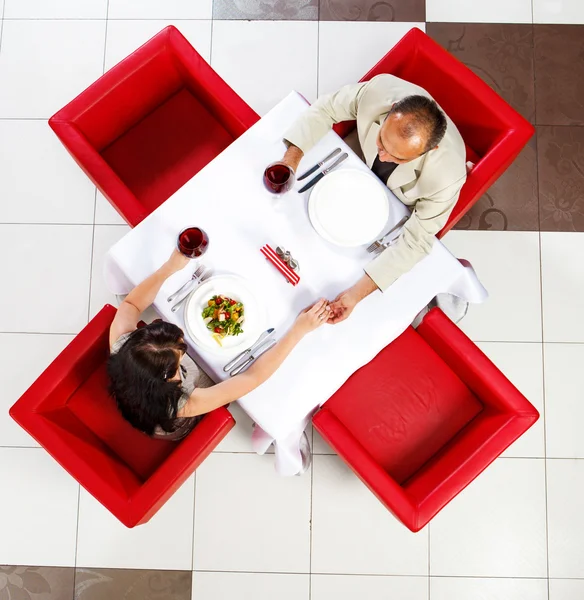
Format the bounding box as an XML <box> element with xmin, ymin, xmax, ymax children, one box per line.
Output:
<box><xmin>202</xmin><ymin>295</ymin><xmax>244</xmax><ymax>345</ymax></box>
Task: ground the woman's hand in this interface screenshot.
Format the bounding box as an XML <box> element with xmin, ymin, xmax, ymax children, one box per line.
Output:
<box><xmin>165</xmin><ymin>248</ymin><xmax>190</xmax><ymax>274</ymax></box>
<box><xmin>293</xmin><ymin>299</ymin><xmax>330</xmax><ymax>337</ymax></box>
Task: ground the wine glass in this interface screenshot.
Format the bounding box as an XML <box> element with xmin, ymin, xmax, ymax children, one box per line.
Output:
<box><xmin>263</xmin><ymin>162</ymin><xmax>295</xmax><ymax>194</ymax></box>
<box><xmin>177</xmin><ymin>227</ymin><xmax>209</xmax><ymax>259</ymax></box>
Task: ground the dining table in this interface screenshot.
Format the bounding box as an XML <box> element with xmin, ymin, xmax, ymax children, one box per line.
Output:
<box><xmin>104</xmin><ymin>91</ymin><xmax>488</xmax><ymax>476</ymax></box>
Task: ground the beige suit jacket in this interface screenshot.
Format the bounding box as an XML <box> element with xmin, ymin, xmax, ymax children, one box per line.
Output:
<box><xmin>284</xmin><ymin>75</ymin><xmax>467</xmax><ymax>291</ymax></box>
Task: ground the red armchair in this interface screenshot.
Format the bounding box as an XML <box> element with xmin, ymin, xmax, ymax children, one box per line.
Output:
<box><xmin>333</xmin><ymin>27</ymin><xmax>534</xmax><ymax>236</ymax></box>
<box><xmin>10</xmin><ymin>305</ymin><xmax>234</xmax><ymax>528</ymax></box>
<box><xmin>49</xmin><ymin>26</ymin><xmax>259</xmax><ymax>227</ymax></box>
<box><xmin>312</xmin><ymin>308</ymin><xmax>539</xmax><ymax>532</ymax></box>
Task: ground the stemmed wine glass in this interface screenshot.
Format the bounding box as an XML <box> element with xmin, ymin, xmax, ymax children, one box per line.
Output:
<box><xmin>263</xmin><ymin>162</ymin><xmax>295</xmax><ymax>194</ymax></box>
<box><xmin>177</xmin><ymin>227</ymin><xmax>209</xmax><ymax>259</ymax></box>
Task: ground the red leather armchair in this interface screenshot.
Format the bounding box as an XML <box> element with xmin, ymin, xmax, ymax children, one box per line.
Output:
<box><xmin>10</xmin><ymin>305</ymin><xmax>234</xmax><ymax>528</ymax></box>
<box><xmin>312</xmin><ymin>308</ymin><xmax>539</xmax><ymax>532</ymax></box>
<box><xmin>333</xmin><ymin>27</ymin><xmax>535</xmax><ymax>236</ymax></box>
<box><xmin>49</xmin><ymin>26</ymin><xmax>259</xmax><ymax>227</ymax></box>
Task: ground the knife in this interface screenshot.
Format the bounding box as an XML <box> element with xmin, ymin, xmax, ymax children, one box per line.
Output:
<box><xmin>297</xmin><ymin>148</ymin><xmax>342</xmax><ymax>181</ymax></box>
<box><xmin>298</xmin><ymin>152</ymin><xmax>348</xmax><ymax>193</ymax></box>
<box><xmin>230</xmin><ymin>338</ymin><xmax>277</xmax><ymax>377</ymax></box>
<box><xmin>223</xmin><ymin>328</ymin><xmax>275</xmax><ymax>372</ymax></box>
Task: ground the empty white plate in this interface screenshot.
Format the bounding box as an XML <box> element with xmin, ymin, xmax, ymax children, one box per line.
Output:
<box><xmin>184</xmin><ymin>275</ymin><xmax>266</xmax><ymax>354</ymax></box>
<box><xmin>308</xmin><ymin>168</ymin><xmax>390</xmax><ymax>247</ymax></box>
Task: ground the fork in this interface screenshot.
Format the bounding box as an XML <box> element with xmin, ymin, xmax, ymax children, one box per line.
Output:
<box><xmin>171</xmin><ymin>267</ymin><xmax>213</xmax><ymax>313</ymax></box>
<box><xmin>366</xmin><ymin>215</ymin><xmax>409</xmax><ymax>254</ymax></box>
<box><xmin>167</xmin><ymin>264</ymin><xmax>206</xmax><ymax>303</ymax></box>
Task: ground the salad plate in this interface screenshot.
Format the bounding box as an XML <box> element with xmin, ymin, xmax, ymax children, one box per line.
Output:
<box><xmin>183</xmin><ymin>275</ymin><xmax>266</xmax><ymax>353</ymax></box>
<box><xmin>308</xmin><ymin>168</ymin><xmax>390</xmax><ymax>247</ymax></box>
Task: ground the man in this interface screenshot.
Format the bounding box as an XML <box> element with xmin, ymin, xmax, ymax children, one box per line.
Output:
<box><xmin>280</xmin><ymin>74</ymin><xmax>467</xmax><ymax>324</ymax></box>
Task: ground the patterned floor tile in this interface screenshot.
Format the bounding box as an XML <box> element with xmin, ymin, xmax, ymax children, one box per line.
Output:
<box><xmin>319</xmin><ymin>0</ymin><xmax>425</xmax><ymax>22</ymax></box>
<box><xmin>454</xmin><ymin>136</ymin><xmax>539</xmax><ymax>231</ymax></box>
<box><xmin>534</xmin><ymin>25</ymin><xmax>584</xmax><ymax>126</ymax></box>
<box><xmin>213</xmin><ymin>0</ymin><xmax>318</xmax><ymax>20</ymax></box>
<box><xmin>427</xmin><ymin>23</ymin><xmax>535</xmax><ymax>123</ymax></box>
<box><xmin>74</xmin><ymin>569</ymin><xmax>191</xmax><ymax>600</ymax></box>
<box><xmin>0</xmin><ymin>566</ymin><xmax>74</xmax><ymax>600</ymax></box>
<box><xmin>537</xmin><ymin>125</ymin><xmax>584</xmax><ymax>232</ymax></box>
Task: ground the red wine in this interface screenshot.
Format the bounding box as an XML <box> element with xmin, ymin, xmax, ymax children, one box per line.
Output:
<box><xmin>263</xmin><ymin>163</ymin><xmax>294</xmax><ymax>194</ymax></box>
<box><xmin>177</xmin><ymin>227</ymin><xmax>209</xmax><ymax>258</ymax></box>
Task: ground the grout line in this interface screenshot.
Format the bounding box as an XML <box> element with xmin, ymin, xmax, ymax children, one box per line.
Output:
<box><xmin>462</xmin><ymin>340</ymin><xmax>584</xmax><ymax>346</ymax></box>
<box><xmin>427</xmin><ymin>524</ymin><xmax>431</xmax><ymax>598</ymax></box>
<box><xmin>191</xmin><ymin>473</ymin><xmax>197</xmax><ymax>571</ymax></box>
<box><xmin>189</xmin><ymin>570</ymin><xmax>564</xmax><ymax>579</ymax></box>
<box><xmin>1</xmin><ymin>17</ymin><xmax>214</xmax><ymax>21</ymax></box>
<box><xmin>308</xmin><ymin>442</ymin><xmax>314</xmax><ymax>600</ymax></box>
<box><xmin>101</xmin><ymin>1</ymin><xmax>109</xmax><ymax>73</ymax></box>
<box><xmin>538</xmin><ymin>231</ymin><xmax>552</xmax><ymax>596</ymax></box>
<box><xmin>0</xmin><ymin>331</ymin><xmax>76</xmax><ymax>336</ymax></box>
<box><xmin>0</xmin><ymin>0</ymin><xmax>5</xmax><ymax>55</ymax></box>
<box><xmin>0</xmin><ymin>222</ymin><xmax>127</xmax><ymax>226</ymax></box>
<box><xmin>208</xmin><ymin>10</ymin><xmax>214</xmax><ymax>65</ymax></box>
<box><xmin>86</xmin><ymin>191</ymin><xmax>97</xmax><ymax>324</ymax></box>
<box><xmin>315</xmin><ymin>19</ymin><xmax>320</xmax><ymax>96</ymax></box>
<box><xmin>72</xmin><ymin>485</ymin><xmax>81</xmax><ymax>599</ymax></box>
<box><xmin>0</xmin><ymin>332</ymin><xmax>80</xmax><ymax>337</ymax></box>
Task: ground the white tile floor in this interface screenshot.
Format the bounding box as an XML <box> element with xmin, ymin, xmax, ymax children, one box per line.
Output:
<box><xmin>0</xmin><ymin>3</ymin><xmax>583</xmax><ymax>600</ymax></box>
<box><xmin>426</xmin><ymin>0</ymin><xmax>533</xmax><ymax>23</ymax></box>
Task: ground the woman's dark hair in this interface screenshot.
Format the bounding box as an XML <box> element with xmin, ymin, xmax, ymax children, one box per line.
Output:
<box><xmin>107</xmin><ymin>321</ymin><xmax>188</xmax><ymax>436</ymax></box>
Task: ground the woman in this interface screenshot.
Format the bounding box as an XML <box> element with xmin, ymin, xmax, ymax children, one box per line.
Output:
<box><xmin>108</xmin><ymin>249</ymin><xmax>329</xmax><ymax>440</ymax></box>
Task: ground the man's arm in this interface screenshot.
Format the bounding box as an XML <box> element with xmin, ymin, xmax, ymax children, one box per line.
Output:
<box><xmin>365</xmin><ymin>181</ymin><xmax>463</xmax><ymax>291</ymax></box>
<box><xmin>282</xmin><ymin>81</ymin><xmax>370</xmax><ymax>171</ymax></box>
<box><xmin>328</xmin><ymin>181</ymin><xmax>463</xmax><ymax>324</ymax></box>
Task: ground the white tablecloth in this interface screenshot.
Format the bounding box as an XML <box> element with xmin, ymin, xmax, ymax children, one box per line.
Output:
<box><xmin>104</xmin><ymin>92</ymin><xmax>487</xmax><ymax>475</ymax></box>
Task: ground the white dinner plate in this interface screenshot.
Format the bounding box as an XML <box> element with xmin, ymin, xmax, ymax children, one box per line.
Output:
<box><xmin>184</xmin><ymin>275</ymin><xmax>266</xmax><ymax>354</ymax></box>
<box><xmin>308</xmin><ymin>168</ymin><xmax>390</xmax><ymax>247</ymax></box>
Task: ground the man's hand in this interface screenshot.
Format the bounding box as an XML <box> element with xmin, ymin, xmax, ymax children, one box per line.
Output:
<box><xmin>328</xmin><ymin>274</ymin><xmax>378</xmax><ymax>325</ymax></box>
<box><xmin>282</xmin><ymin>144</ymin><xmax>304</xmax><ymax>173</ymax></box>
<box><xmin>328</xmin><ymin>289</ymin><xmax>358</xmax><ymax>324</ymax></box>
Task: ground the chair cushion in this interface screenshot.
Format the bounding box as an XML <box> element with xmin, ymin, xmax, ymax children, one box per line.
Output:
<box><xmin>66</xmin><ymin>365</ymin><xmax>176</xmax><ymax>481</ymax></box>
<box><xmin>101</xmin><ymin>88</ymin><xmax>235</xmax><ymax>217</ymax></box>
<box><xmin>325</xmin><ymin>327</ymin><xmax>483</xmax><ymax>483</ymax></box>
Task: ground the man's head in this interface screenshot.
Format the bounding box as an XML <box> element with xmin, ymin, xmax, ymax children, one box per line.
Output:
<box><xmin>377</xmin><ymin>95</ymin><xmax>447</xmax><ymax>164</ymax></box>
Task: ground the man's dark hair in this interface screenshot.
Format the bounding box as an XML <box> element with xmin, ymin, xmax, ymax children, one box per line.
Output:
<box><xmin>388</xmin><ymin>95</ymin><xmax>447</xmax><ymax>154</ymax></box>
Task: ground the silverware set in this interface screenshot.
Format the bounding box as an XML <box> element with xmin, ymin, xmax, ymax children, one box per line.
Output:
<box><xmin>297</xmin><ymin>147</ymin><xmax>348</xmax><ymax>193</ymax></box>
<box><xmin>223</xmin><ymin>328</ymin><xmax>276</xmax><ymax>376</ymax></box>
<box><xmin>366</xmin><ymin>215</ymin><xmax>409</xmax><ymax>254</ymax></box>
<box><xmin>168</xmin><ymin>264</ymin><xmax>213</xmax><ymax>313</ymax></box>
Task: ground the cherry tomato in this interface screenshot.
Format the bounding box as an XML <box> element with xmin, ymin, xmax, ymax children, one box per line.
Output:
<box><xmin>215</xmin><ymin>297</ymin><xmax>222</xmax><ymax>305</ymax></box>
<box><xmin>229</xmin><ymin>299</ymin><xmax>237</xmax><ymax>306</ymax></box>
<box><xmin>214</xmin><ymin>326</ymin><xmax>223</xmax><ymax>334</ymax></box>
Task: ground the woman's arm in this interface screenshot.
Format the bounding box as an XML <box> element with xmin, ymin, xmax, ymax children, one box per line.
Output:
<box><xmin>179</xmin><ymin>299</ymin><xmax>330</xmax><ymax>418</ymax></box>
<box><xmin>109</xmin><ymin>250</ymin><xmax>190</xmax><ymax>347</ymax></box>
